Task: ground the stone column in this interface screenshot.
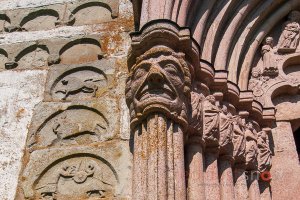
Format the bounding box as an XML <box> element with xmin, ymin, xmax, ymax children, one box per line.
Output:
<box><xmin>247</xmin><ymin>171</ymin><xmax>260</xmax><ymax>200</ymax></box>
<box><xmin>186</xmin><ymin>136</ymin><xmax>205</xmax><ymax>200</ymax></box>
<box><xmin>203</xmin><ymin>95</ymin><xmax>221</xmax><ymax>200</ymax></box>
<box><xmin>232</xmin><ymin>115</ymin><xmax>248</xmax><ymax>200</ymax></box>
<box><xmin>245</xmin><ymin>121</ymin><xmax>260</xmax><ymax>200</ymax></box>
<box><xmin>218</xmin><ymin>156</ymin><xmax>235</xmax><ymax>200</ymax></box>
<box><xmin>186</xmin><ymin>91</ymin><xmax>205</xmax><ymax>200</ymax></box>
<box><xmin>218</xmin><ymin>104</ymin><xmax>235</xmax><ymax>200</ymax></box>
<box><xmin>233</xmin><ymin>165</ymin><xmax>248</xmax><ymax>200</ymax></box>
<box><xmin>257</xmin><ymin>129</ymin><xmax>272</xmax><ymax>200</ymax></box>
<box><xmin>125</xmin><ymin>21</ymin><xmax>200</xmax><ymax>200</ymax></box>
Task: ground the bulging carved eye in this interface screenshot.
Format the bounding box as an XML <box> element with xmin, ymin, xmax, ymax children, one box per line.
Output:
<box><xmin>164</xmin><ymin>63</ymin><xmax>178</xmax><ymax>74</ymax></box>
<box><xmin>133</xmin><ymin>67</ymin><xmax>147</xmax><ymax>80</ymax></box>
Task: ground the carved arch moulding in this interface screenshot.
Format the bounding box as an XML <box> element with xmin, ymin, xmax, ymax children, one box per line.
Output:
<box><xmin>125</xmin><ymin>18</ymin><xmax>274</xmax><ymax>200</ymax></box>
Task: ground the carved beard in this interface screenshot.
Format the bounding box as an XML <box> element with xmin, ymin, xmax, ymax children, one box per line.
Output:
<box><xmin>125</xmin><ymin>47</ymin><xmax>191</xmax><ymax>129</ymax></box>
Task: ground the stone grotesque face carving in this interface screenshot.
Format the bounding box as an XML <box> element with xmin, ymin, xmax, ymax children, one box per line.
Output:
<box><xmin>125</xmin><ymin>46</ymin><xmax>191</xmax><ymax>127</ymax></box>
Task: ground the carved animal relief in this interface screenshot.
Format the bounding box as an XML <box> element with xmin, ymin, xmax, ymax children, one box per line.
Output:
<box><xmin>29</xmin><ymin>107</ymin><xmax>108</xmax><ymax>148</ymax></box>
<box><xmin>51</xmin><ymin>68</ymin><xmax>107</xmax><ymax>100</ymax></box>
<box><xmin>33</xmin><ymin>157</ymin><xmax>117</xmax><ymax>200</ymax></box>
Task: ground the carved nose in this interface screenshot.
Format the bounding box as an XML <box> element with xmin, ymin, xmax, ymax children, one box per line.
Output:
<box><xmin>147</xmin><ymin>66</ymin><xmax>164</xmax><ymax>84</ymax></box>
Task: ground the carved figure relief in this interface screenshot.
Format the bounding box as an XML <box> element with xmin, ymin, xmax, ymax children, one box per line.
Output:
<box><xmin>278</xmin><ymin>11</ymin><xmax>300</xmax><ymax>53</ymax></box>
<box><xmin>29</xmin><ymin>107</ymin><xmax>108</xmax><ymax>148</ymax></box>
<box><xmin>126</xmin><ymin>46</ymin><xmax>193</xmax><ymax>199</ymax></box>
<box><xmin>125</xmin><ymin>46</ymin><xmax>192</xmax><ymax>126</ymax></box>
<box><xmin>189</xmin><ymin>90</ymin><xmax>203</xmax><ymax>134</ymax></box>
<box><xmin>232</xmin><ymin>116</ymin><xmax>246</xmax><ymax>164</ymax></box>
<box><xmin>202</xmin><ymin>95</ymin><xmax>220</xmax><ymax>147</ymax></box>
<box><xmin>219</xmin><ymin>105</ymin><xmax>234</xmax><ymax>155</ymax></box>
<box><xmin>34</xmin><ymin>157</ymin><xmax>117</xmax><ymax>200</ymax></box>
<box><xmin>51</xmin><ymin>68</ymin><xmax>107</xmax><ymax>100</ymax></box>
<box><xmin>245</xmin><ymin>122</ymin><xmax>258</xmax><ymax>170</ymax></box>
<box><xmin>257</xmin><ymin>130</ymin><xmax>272</xmax><ymax>172</ymax></box>
<box><xmin>261</xmin><ymin>37</ymin><xmax>278</xmax><ymax>76</ymax></box>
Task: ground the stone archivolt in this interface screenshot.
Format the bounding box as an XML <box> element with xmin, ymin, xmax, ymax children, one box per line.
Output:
<box><xmin>125</xmin><ymin>19</ymin><xmax>273</xmax><ymax>200</ymax></box>
<box><xmin>249</xmin><ymin>10</ymin><xmax>300</xmax><ymax>108</ymax></box>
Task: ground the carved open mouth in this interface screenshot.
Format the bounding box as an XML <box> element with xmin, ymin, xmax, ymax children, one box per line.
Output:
<box><xmin>136</xmin><ymin>83</ymin><xmax>176</xmax><ymax>101</ymax></box>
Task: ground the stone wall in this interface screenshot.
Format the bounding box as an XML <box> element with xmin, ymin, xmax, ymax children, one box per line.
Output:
<box><xmin>1</xmin><ymin>1</ymin><xmax>299</xmax><ymax>200</ymax></box>
<box><xmin>0</xmin><ymin>0</ymin><xmax>134</xmax><ymax>199</ymax></box>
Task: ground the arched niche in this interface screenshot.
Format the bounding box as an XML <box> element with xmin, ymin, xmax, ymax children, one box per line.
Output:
<box><xmin>15</xmin><ymin>44</ymin><xmax>49</xmax><ymax>68</ymax></box>
<box><xmin>273</xmin><ymin>92</ymin><xmax>300</xmax><ymax>121</ymax></box>
<box><xmin>59</xmin><ymin>38</ymin><xmax>103</xmax><ymax>65</ymax></box>
<box><xmin>71</xmin><ymin>2</ymin><xmax>114</xmax><ymax>26</ymax></box>
<box><xmin>22</xmin><ymin>153</ymin><xmax>119</xmax><ymax>199</ymax></box>
<box><xmin>20</xmin><ymin>9</ymin><xmax>59</xmax><ymax>31</ymax></box>
<box><xmin>28</xmin><ymin>105</ymin><xmax>109</xmax><ymax>148</ymax></box>
<box><xmin>0</xmin><ymin>48</ymin><xmax>8</xmax><ymax>70</ymax></box>
<box><xmin>282</xmin><ymin>54</ymin><xmax>300</xmax><ymax>80</ymax></box>
<box><xmin>50</xmin><ymin>66</ymin><xmax>108</xmax><ymax>100</ymax></box>
<box><xmin>0</xmin><ymin>14</ymin><xmax>10</xmax><ymax>32</ymax></box>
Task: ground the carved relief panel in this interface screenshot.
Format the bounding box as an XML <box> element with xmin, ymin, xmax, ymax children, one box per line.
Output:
<box><xmin>0</xmin><ymin>0</ymin><xmax>119</xmax><ymax>33</ymax></box>
<box><xmin>249</xmin><ymin>10</ymin><xmax>300</xmax><ymax>107</ymax></box>
<box><xmin>26</xmin><ymin>100</ymin><xmax>118</xmax><ymax>150</ymax></box>
<box><xmin>20</xmin><ymin>144</ymin><xmax>131</xmax><ymax>200</ymax></box>
<box><xmin>44</xmin><ymin>60</ymin><xmax>115</xmax><ymax>101</ymax></box>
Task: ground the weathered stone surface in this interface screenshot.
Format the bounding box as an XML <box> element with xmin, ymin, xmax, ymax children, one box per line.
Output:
<box><xmin>1</xmin><ymin>0</ymin><xmax>300</xmax><ymax>200</ymax></box>
<box><xmin>26</xmin><ymin>99</ymin><xmax>119</xmax><ymax>150</ymax></box>
<box><xmin>0</xmin><ymin>70</ymin><xmax>47</xmax><ymax>200</ymax></box>
<box><xmin>44</xmin><ymin>60</ymin><xmax>115</xmax><ymax>101</ymax></box>
<box><xmin>20</xmin><ymin>142</ymin><xmax>132</xmax><ymax>199</ymax></box>
<box><xmin>271</xmin><ymin>122</ymin><xmax>300</xmax><ymax>200</ymax></box>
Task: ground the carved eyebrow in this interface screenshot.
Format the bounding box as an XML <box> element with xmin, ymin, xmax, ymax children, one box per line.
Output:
<box><xmin>132</xmin><ymin>61</ymin><xmax>151</xmax><ymax>72</ymax></box>
<box><xmin>159</xmin><ymin>59</ymin><xmax>184</xmax><ymax>74</ymax></box>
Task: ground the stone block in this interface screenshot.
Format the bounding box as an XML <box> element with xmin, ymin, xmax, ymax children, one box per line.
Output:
<box><xmin>20</xmin><ymin>142</ymin><xmax>132</xmax><ymax>199</ymax></box>
<box><xmin>26</xmin><ymin>99</ymin><xmax>120</xmax><ymax>151</ymax></box>
<box><xmin>44</xmin><ymin>59</ymin><xmax>116</xmax><ymax>101</ymax></box>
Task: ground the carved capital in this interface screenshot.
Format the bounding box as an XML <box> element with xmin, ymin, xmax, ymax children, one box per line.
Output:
<box><xmin>125</xmin><ymin>20</ymin><xmax>200</xmax><ymax>129</ymax></box>
<box><xmin>219</xmin><ymin>104</ymin><xmax>234</xmax><ymax>157</ymax></box>
<box><xmin>232</xmin><ymin>115</ymin><xmax>246</xmax><ymax>165</ymax></box>
<box><xmin>245</xmin><ymin>121</ymin><xmax>258</xmax><ymax>170</ymax></box>
<box><xmin>203</xmin><ymin>95</ymin><xmax>220</xmax><ymax>148</ymax></box>
<box><xmin>257</xmin><ymin>130</ymin><xmax>272</xmax><ymax>172</ymax></box>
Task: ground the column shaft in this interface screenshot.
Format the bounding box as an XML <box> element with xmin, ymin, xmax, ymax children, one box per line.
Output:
<box><xmin>218</xmin><ymin>158</ymin><xmax>235</xmax><ymax>200</ymax></box>
<box><xmin>205</xmin><ymin>151</ymin><xmax>221</xmax><ymax>200</ymax></box>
